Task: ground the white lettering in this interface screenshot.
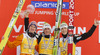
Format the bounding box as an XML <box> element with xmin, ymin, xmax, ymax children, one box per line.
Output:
<box><xmin>98</xmin><ymin>4</ymin><xmax>100</xmax><ymax>17</ymax></box>
<box><xmin>14</xmin><ymin>25</ymin><xmax>23</xmax><ymax>32</ymax></box>
<box><xmin>13</xmin><ymin>24</ymin><xmax>86</xmax><ymax>35</ymax></box>
<box><xmin>78</xmin><ymin>27</ymin><xmax>86</xmax><ymax>34</ymax></box>
<box><xmin>34</xmin><ymin>2</ymin><xmax>65</xmax><ymax>8</ymax></box>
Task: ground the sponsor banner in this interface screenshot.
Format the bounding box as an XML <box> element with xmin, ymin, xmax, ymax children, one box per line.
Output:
<box><xmin>31</xmin><ymin>1</ymin><xmax>69</xmax><ymax>9</ymax></box>
<box><xmin>0</xmin><ymin>0</ymin><xmax>100</xmax><ymax>55</ymax></box>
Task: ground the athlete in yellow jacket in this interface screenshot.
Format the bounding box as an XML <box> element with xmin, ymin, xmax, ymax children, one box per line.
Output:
<box><xmin>38</xmin><ymin>23</ymin><xmax>54</xmax><ymax>55</ymax></box>
<box><xmin>59</xmin><ymin>19</ymin><xmax>99</xmax><ymax>55</ymax></box>
<box><xmin>7</xmin><ymin>20</ymin><xmax>38</xmax><ymax>55</ymax></box>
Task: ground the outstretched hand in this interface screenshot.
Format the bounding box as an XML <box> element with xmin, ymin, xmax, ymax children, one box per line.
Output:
<box><xmin>24</xmin><ymin>10</ymin><xmax>29</xmax><ymax>18</ymax></box>
<box><xmin>94</xmin><ymin>19</ymin><xmax>100</xmax><ymax>26</ymax></box>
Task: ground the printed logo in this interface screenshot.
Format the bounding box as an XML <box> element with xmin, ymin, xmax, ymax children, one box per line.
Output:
<box><xmin>31</xmin><ymin>1</ymin><xmax>69</xmax><ymax>9</ymax></box>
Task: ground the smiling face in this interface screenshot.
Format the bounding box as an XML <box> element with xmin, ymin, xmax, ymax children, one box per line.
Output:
<box><xmin>29</xmin><ymin>25</ymin><xmax>36</xmax><ymax>33</ymax></box>
<box><xmin>43</xmin><ymin>28</ymin><xmax>51</xmax><ymax>35</ymax></box>
<box><xmin>61</xmin><ymin>27</ymin><xmax>68</xmax><ymax>35</ymax></box>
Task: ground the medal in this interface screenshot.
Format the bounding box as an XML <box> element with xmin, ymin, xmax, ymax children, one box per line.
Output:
<box><xmin>62</xmin><ymin>37</ymin><xmax>68</xmax><ymax>55</ymax></box>
<box><xmin>26</xmin><ymin>33</ymin><xmax>35</xmax><ymax>53</ymax></box>
<box><xmin>29</xmin><ymin>49</ymin><xmax>32</xmax><ymax>53</ymax></box>
<box><xmin>63</xmin><ymin>50</ymin><xmax>66</xmax><ymax>55</ymax></box>
<box><xmin>43</xmin><ymin>34</ymin><xmax>51</xmax><ymax>50</ymax></box>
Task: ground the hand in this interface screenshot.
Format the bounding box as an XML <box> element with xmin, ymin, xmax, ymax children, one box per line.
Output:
<box><xmin>94</xmin><ymin>19</ymin><xmax>100</xmax><ymax>26</ymax></box>
<box><xmin>24</xmin><ymin>10</ymin><xmax>29</xmax><ymax>18</ymax></box>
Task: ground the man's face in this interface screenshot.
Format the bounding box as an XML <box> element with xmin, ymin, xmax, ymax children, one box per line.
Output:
<box><xmin>44</xmin><ymin>28</ymin><xmax>51</xmax><ymax>35</ymax></box>
<box><xmin>61</xmin><ymin>27</ymin><xmax>68</xmax><ymax>35</ymax></box>
<box><xmin>29</xmin><ymin>25</ymin><xmax>36</xmax><ymax>33</ymax></box>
